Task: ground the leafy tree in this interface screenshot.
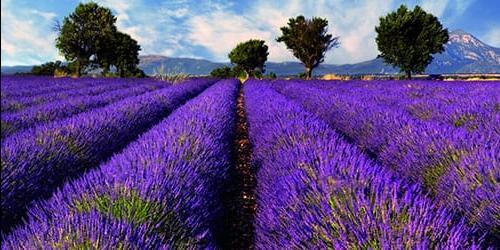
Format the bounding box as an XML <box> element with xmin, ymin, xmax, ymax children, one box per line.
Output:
<box><xmin>277</xmin><ymin>15</ymin><xmax>339</xmax><ymax>79</ymax></box>
<box><xmin>113</xmin><ymin>32</ymin><xmax>142</xmax><ymax>77</ymax></box>
<box><xmin>375</xmin><ymin>5</ymin><xmax>449</xmax><ymax>79</ymax></box>
<box><xmin>228</xmin><ymin>39</ymin><xmax>269</xmax><ymax>77</ymax></box>
<box><xmin>95</xmin><ymin>36</ymin><xmax>117</xmax><ymax>75</ymax></box>
<box><xmin>55</xmin><ymin>2</ymin><xmax>117</xmax><ymax>76</ymax></box>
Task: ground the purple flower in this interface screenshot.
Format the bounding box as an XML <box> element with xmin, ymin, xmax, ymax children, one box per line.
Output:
<box><xmin>1</xmin><ymin>78</ymin><xmax>216</xmax><ymax>233</ymax></box>
<box><xmin>270</xmin><ymin>79</ymin><xmax>499</xmax><ymax>239</ymax></box>
<box><xmin>3</xmin><ymin>79</ymin><xmax>239</xmax><ymax>248</ymax></box>
<box><xmin>245</xmin><ymin>79</ymin><xmax>482</xmax><ymax>248</ymax></box>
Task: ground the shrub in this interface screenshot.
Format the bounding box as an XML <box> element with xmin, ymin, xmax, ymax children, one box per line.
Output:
<box><xmin>210</xmin><ymin>66</ymin><xmax>233</xmax><ymax>78</ymax></box>
<box><xmin>31</xmin><ymin>61</ymin><xmax>67</xmax><ymax>76</ymax></box>
<box><xmin>153</xmin><ymin>65</ymin><xmax>190</xmax><ymax>83</ymax></box>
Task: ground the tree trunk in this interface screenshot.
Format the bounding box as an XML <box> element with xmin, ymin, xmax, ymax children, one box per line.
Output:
<box><xmin>305</xmin><ymin>67</ymin><xmax>312</xmax><ymax>79</ymax></box>
<box><xmin>103</xmin><ymin>64</ymin><xmax>110</xmax><ymax>75</ymax></box>
<box><xmin>406</xmin><ymin>70</ymin><xmax>412</xmax><ymax>80</ymax></box>
<box><xmin>75</xmin><ymin>60</ymin><xmax>81</xmax><ymax>77</ymax></box>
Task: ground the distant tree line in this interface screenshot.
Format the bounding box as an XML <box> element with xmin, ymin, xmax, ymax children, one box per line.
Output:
<box><xmin>31</xmin><ymin>61</ymin><xmax>67</xmax><ymax>76</ymax></box>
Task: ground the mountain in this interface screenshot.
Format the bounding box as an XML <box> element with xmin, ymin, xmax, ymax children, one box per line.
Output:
<box><xmin>139</xmin><ymin>55</ymin><xmax>228</xmax><ymax>75</ymax></box>
<box><xmin>426</xmin><ymin>29</ymin><xmax>500</xmax><ymax>73</ymax></box>
<box><xmin>2</xmin><ymin>30</ymin><xmax>498</xmax><ymax>76</ymax></box>
<box><xmin>0</xmin><ymin>65</ymin><xmax>34</xmax><ymax>75</ymax></box>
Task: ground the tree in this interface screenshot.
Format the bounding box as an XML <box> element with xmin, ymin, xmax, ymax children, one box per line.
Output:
<box><xmin>113</xmin><ymin>32</ymin><xmax>142</xmax><ymax>77</ymax></box>
<box><xmin>375</xmin><ymin>5</ymin><xmax>449</xmax><ymax>79</ymax></box>
<box><xmin>209</xmin><ymin>65</ymin><xmax>246</xmax><ymax>78</ymax></box>
<box><xmin>210</xmin><ymin>66</ymin><xmax>233</xmax><ymax>78</ymax></box>
<box><xmin>31</xmin><ymin>61</ymin><xmax>64</xmax><ymax>75</ymax></box>
<box><xmin>263</xmin><ymin>72</ymin><xmax>277</xmax><ymax>79</ymax></box>
<box><xmin>228</xmin><ymin>39</ymin><xmax>269</xmax><ymax>77</ymax></box>
<box><xmin>55</xmin><ymin>2</ymin><xmax>117</xmax><ymax>76</ymax></box>
<box><xmin>277</xmin><ymin>15</ymin><xmax>339</xmax><ymax>79</ymax></box>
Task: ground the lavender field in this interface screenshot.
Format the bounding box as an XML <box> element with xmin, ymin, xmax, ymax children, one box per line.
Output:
<box><xmin>0</xmin><ymin>76</ymin><xmax>498</xmax><ymax>248</ymax></box>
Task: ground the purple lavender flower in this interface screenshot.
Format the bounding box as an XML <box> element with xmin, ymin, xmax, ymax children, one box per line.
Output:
<box><xmin>1</xmin><ymin>80</ymin><xmax>169</xmax><ymax>138</ymax></box>
<box><xmin>270</xmin><ymin>79</ymin><xmax>499</xmax><ymax>240</ymax></box>
<box><xmin>1</xmin><ymin>78</ymin><xmax>215</xmax><ymax>234</ymax></box>
<box><xmin>245</xmin><ymin>79</ymin><xmax>482</xmax><ymax>248</ymax></box>
<box><xmin>1</xmin><ymin>77</ymin><xmax>169</xmax><ymax>113</ymax></box>
<box><xmin>1</xmin><ymin>76</ymin><xmax>119</xmax><ymax>99</ymax></box>
<box><xmin>3</xmin><ymin>79</ymin><xmax>239</xmax><ymax>248</ymax></box>
<box><xmin>2</xmin><ymin>210</ymin><xmax>165</xmax><ymax>249</ymax></box>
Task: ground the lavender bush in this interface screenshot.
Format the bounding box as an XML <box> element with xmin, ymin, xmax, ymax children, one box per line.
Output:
<box><xmin>3</xmin><ymin>79</ymin><xmax>239</xmax><ymax>248</ymax></box>
<box><xmin>245</xmin><ymin>79</ymin><xmax>481</xmax><ymax>248</ymax></box>
<box><xmin>1</xmin><ymin>77</ymin><xmax>170</xmax><ymax>113</ymax></box>
<box><xmin>1</xmin><ymin>80</ymin><xmax>169</xmax><ymax>138</ymax></box>
<box><xmin>1</xmin><ymin>76</ymin><xmax>495</xmax><ymax>248</ymax></box>
<box><xmin>1</xmin><ymin>76</ymin><xmax>114</xmax><ymax>99</ymax></box>
<box><xmin>271</xmin><ymin>79</ymin><xmax>499</xmax><ymax>239</ymax></box>
<box><xmin>0</xmin><ymin>78</ymin><xmax>215</xmax><ymax>233</ymax></box>
<box><xmin>2</xmin><ymin>211</ymin><xmax>164</xmax><ymax>249</ymax></box>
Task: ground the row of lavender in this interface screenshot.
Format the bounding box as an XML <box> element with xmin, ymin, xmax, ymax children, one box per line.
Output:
<box><xmin>245</xmin><ymin>80</ymin><xmax>482</xmax><ymax>248</ymax></box>
<box><xmin>3</xmin><ymin>79</ymin><xmax>239</xmax><ymax>248</ymax></box>
<box><xmin>1</xmin><ymin>77</ymin><xmax>216</xmax><ymax>233</ymax></box>
<box><xmin>1</xmin><ymin>76</ymin><xmax>119</xmax><ymax>99</ymax></box>
<box><xmin>1</xmin><ymin>77</ymin><xmax>169</xmax><ymax>113</ymax></box>
<box><xmin>1</xmin><ymin>82</ymin><xmax>170</xmax><ymax>138</ymax></box>
<box><xmin>1</xmin><ymin>77</ymin><xmax>494</xmax><ymax>248</ymax></box>
<box><xmin>311</xmin><ymin>80</ymin><xmax>499</xmax><ymax>131</ymax></box>
<box><xmin>1</xmin><ymin>79</ymin><xmax>170</xmax><ymax>138</ymax></box>
<box><xmin>270</xmin><ymin>79</ymin><xmax>499</xmax><ymax>240</ymax></box>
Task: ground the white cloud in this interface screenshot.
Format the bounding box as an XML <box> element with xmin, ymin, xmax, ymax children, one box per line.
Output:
<box><xmin>97</xmin><ymin>0</ymin><xmax>134</xmax><ymax>22</ymax></box>
<box><xmin>162</xmin><ymin>7</ymin><xmax>189</xmax><ymax>18</ymax></box>
<box><xmin>186</xmin><ymin>0</ymin><xmax>395</xmax><ymax>64</ymax></box>
<box><xmin>29</xmin><ymin>9</ymin><xmax>57</xmax><ymax>21</ymax></box>
<box><xmin>1</xmin><ymin>37</ymin><xmax>18</xmax><ymax>54</ymax></box>
<box><xmin>420</xmin><ymin>0</ymin><xmax>450</xmax><ymax>17</ymax></box>
<box><xmin>95</xmin><ymin>0</ymin><xmax>193</xmax><ymax>56</ymax></box>
<box><xmin>187</xmin><ymin>11</ymin><xmax>284</xmax><ymax>62</ymax></box>
<box><xmin>418</xmin><ymin>0</ymin><xmax>476</xmax><ymax>23</ymax></box>
<box><xmin>483</xmin><ymin>27</ymin><xmax>500</xmax><ymax>47</ymax></box>
<box><xmin>1</xmin><ymin>0</ymin><xmax>61</xmax><ymax>65</ymax></box>
<box><xmin>453</xmin><ymin>0</ymin><xmax>475</xmax><ymax>14</ymax></box>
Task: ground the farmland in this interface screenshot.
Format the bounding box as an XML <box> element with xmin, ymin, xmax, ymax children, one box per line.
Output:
<box><xmin>0</xmin><ymin>76</ymin><xmax>498</xmax><ymax>248</ymax></box>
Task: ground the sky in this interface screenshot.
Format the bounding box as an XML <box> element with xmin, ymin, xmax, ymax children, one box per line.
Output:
<box><xmin>1</xmin><ymin>0</ymin><xmax>499</xmax><ymax>66</ymax></box>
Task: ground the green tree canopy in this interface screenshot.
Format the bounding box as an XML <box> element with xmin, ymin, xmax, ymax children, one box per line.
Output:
<box><xmin>375</xmin><ymin>5</ymin><xmax>449</xmax><ymax>79</ymax></box>
<box><xmin>228</xmin><ymin>39</ymin><xmax>269</xmax><ymax>77</ymax></box>
<box><xmin>209</xmin><ymin>65</ymin><xmax>246</xmax><ymax>79</ymax></box>
<box><xmin>55</xmin><ymin>2</ymin><xmax>143</xmax><ymax>77</ymax></box>
<box><xmin>277</xmin><ymin>15</ymin><xmax>339</xmax><ymax>79</ymax></box>
<box><xmin>210</xmin><ymin>66</ymin><xmax>233</xmax><ymax>78</ymax></box>
<box><xmin>56</xmin><ymin>2</ymin><xmax>117</xmax><ymax>76</ymax></box>
<box><xmin>113</xmin><ymin>32</ymin><xmax>143</xmax><ymax>77</ymax></box>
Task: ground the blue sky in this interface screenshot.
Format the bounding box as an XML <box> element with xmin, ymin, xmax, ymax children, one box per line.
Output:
<box><xmin>1</xmin><ymin>0</ymin><xmax>499</xmax><ymax>66</ymax></box>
